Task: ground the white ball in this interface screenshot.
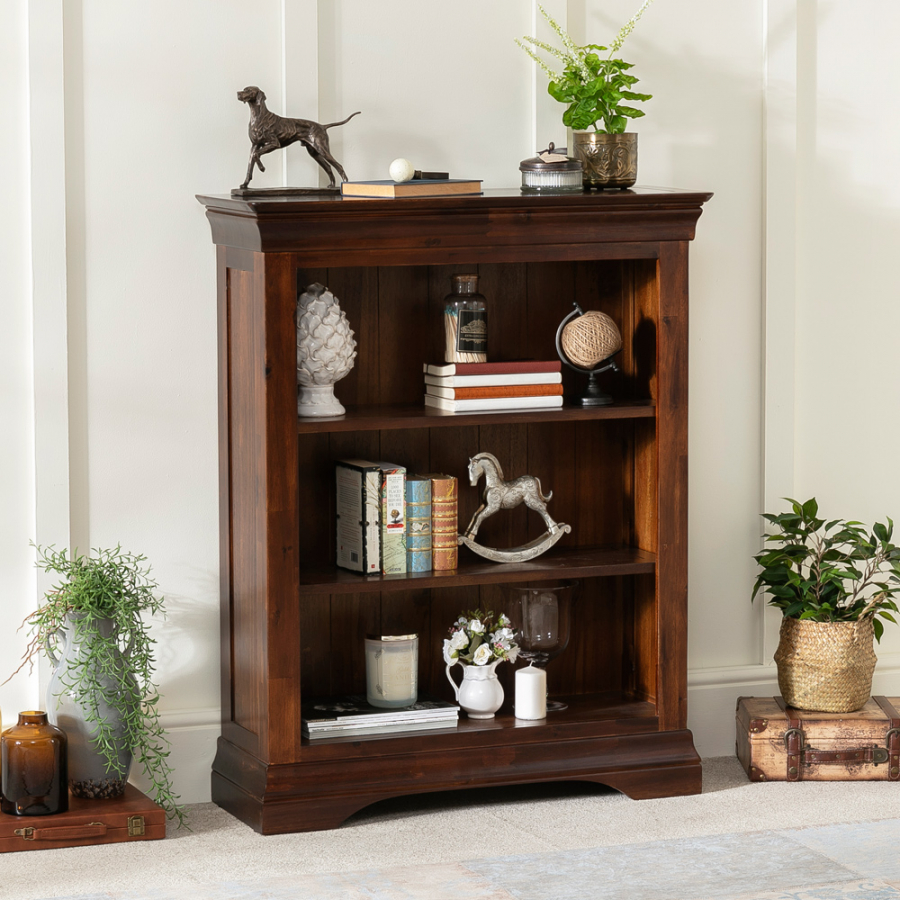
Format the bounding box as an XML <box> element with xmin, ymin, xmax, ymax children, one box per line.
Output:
<box><xmin>389</xmin><ymin>158</ymin><xmax>415</xmax><ymax>183</ymax></box>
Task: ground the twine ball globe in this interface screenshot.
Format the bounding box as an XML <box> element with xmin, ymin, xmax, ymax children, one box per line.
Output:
<box><xmin>389</xmin><ymin>158</ymin><xmax>416</xmax><ymax>183</ymax></box>
<box><xmin>560</xmin><ymin>310</ymin><xmax>623</xmax><ymax>369</ymax></box>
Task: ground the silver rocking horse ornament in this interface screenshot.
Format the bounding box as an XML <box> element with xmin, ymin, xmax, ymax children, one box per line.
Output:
<box><xmin>458</xmin><ymin>452</ymin><xmax>572</xmax><ymax>563</ymax></box>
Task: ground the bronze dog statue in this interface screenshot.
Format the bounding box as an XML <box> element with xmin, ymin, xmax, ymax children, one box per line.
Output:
<box><xmin>237</xmin><ymin>86</ymin><xmax>360</xmax><ymax>189</ymax></box>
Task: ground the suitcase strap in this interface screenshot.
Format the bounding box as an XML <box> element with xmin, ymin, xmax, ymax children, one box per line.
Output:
<box><xmin>873</xmin><ymin>695</ymin><xmax>900</xmax><ymax>780</ymax></box>
<box><xmin>13</xmin><ymin>821</ymin><xmax>107</xmax><ymax>842</ymax></box>
<box><xmin>775</xmin><ymin>696</ymin><xmax>895</xmax><ymax>781</ymax></box>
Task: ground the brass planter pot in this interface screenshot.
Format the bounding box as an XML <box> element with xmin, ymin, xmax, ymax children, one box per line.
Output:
<box><xmin>573</xmin><ymin>132</ymin><xmax>638</xmax><ymax>189</ymax></box>
<box><xmin>774</xmin><ymin>617</ymin><xmax>876</xmax><ymax>712</ymax></box>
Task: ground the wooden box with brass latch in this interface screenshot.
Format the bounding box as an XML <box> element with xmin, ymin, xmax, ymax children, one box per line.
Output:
<box><xmin>0</xmin><ymin>784</ymin><xmax>165</xmax><ymax>852</ymax></box>
<box><xmin>736</xmin><ymin>696</ymin><xmax>900</xmax><ymax>783</ymax></box>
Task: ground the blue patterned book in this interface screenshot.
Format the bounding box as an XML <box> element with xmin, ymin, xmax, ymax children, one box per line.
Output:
<box><xmin>405</xmin><ymin>476</ymin><xmax>433</xmax><ymax>573</ymax></box>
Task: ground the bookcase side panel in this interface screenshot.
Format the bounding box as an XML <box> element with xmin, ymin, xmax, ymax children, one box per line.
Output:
<box><xmin>655</xmin><ymin>241</ymin><xmax>690</xmax><ymax>731</ymax></box>
<box><xmin>259</xmin><ymin>253</ymin><xmax>303</xmax><ymax>763</ymax></box>
<box><xmin>221</xmin><ymin>260</ymin><xmax>266</xmax><ymax>757</ymax></box>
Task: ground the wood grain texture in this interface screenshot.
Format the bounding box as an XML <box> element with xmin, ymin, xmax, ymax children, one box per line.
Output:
<box><xmin>197</xmin><ymin>188</ymin><xmax>712</xmax><ymax>262</ymax></box>
<box><xmin>655</xmin><ymin>242</ymin><xmax>690</xmax><ymax>732</ymax></box>
<box><xmin>200</xmin><ymin>188</ymin><xmax>711</xmax><ymax>833</ymax></box>
<box><xmin>211</xmin><ymin>724</ymin><xmax>699</xmax><ymax>834</ymax></box>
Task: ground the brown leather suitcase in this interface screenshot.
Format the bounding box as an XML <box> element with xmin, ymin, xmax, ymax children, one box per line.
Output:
<box><xmin>0</xmin><ymin>783</ymin><xmax>165</xmax><ymax>852</ymax></box>
<box><xmin>736</xmin><ymin>695</ymin><xmax>900</xmax><ymax>783</ymax></box>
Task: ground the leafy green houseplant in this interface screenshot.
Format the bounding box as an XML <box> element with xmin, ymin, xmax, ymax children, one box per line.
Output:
<box><xmin>9</xmin><ymin>545</ymin><xmax>185</xmax><ymax>824</ymax></box>
<box><xmin>517</xmin><ymin>2</ymin><xmax>654</xmax><ymax>135</ymax></box>
<box><xmin>517</xmin><ymin>3</ymin><xmax>654</xmax><ymax>189</ymax></box>
<box><xmin>753</xmin><ymin>498</ymin><xmax>900</xmax><ymax>711</ymax></box>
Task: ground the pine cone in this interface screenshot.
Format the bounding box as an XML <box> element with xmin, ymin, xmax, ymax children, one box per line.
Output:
<box><xmin>297</xmin><ymin>284</ymin><xmax>357</xmax><ymax>386</ymax></box>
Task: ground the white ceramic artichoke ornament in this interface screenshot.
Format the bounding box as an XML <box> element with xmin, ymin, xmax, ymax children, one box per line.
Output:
<box><xmin>296</xmin><ymin>283</ymin><xmax>357</xmax><ymax>417</ymax></box>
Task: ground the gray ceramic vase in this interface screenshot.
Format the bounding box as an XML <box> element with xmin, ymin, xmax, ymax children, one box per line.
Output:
<box><xmin>46</xmin><ymin>614</ymin><xmax>135</xmax><ymax>799</ymax></box>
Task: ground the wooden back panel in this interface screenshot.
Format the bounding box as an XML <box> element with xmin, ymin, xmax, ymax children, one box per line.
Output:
<box><xmin>293</xmin><ymin>259</ymin><xmax>658</xmax><ymax>704</ymax></box>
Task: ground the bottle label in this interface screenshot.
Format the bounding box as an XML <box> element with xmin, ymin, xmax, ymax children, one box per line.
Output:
<box><xmin>456</xmin><ymin>310</ymin><xmax>487</xmax><ymax>353</ymax></box>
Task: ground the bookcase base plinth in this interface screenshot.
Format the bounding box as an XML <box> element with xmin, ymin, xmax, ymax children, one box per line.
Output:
<box><xmin>211</xmin><ymin>728</ymin><xmax>702</xmax><ymax>835</ymax></box>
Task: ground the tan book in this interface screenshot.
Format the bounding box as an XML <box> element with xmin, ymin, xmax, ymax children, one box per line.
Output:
<box><xmin>425</xmin><ymin>474</ymin><xmax>458</xmax><ymax>570</ymax></box>
<box><xmin>426</xmin><ymin>383</ymin><xmax>564</xmax><ymax>401</ymax></box>
<box><xmin>341</xmin><ymin>179</ymin><xmax>482</xmax><ymax>199</ymax></box>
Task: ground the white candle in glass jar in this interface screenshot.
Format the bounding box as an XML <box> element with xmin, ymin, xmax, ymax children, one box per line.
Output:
<box><xmin>515</xmin><ymin>664</ymin><xmax>547</xmax><ymax>719</ymax></box>
<box><xmin>365</xmin><ymin>634</ymin><xmax>418</xmax><ymax>708</ymax></box>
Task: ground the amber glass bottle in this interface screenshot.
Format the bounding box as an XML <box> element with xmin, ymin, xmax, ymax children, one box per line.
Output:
<box><xmin>1</xmin><ymin>711</ymin><xmax>68</xmax><ymax>815</ymax></box>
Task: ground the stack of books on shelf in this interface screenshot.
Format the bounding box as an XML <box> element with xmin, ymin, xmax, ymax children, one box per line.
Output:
<box><xmin>423</xmin><ymin>360</ymin><xmax>564</xmax><ymax>413</ymax></box>
<box><xmin>301</xmin><ymin>695</ymin><xmax>459</xmax><ymax>740</ymax></box>
<box><xmin>336</xmin><ymin>461</ymin><xmax>457</xmax><ymax>576</ymax></box>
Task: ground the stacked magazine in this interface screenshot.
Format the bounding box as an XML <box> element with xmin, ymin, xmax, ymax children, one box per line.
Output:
<box><xmin>301</xmin><ymin>695</ymin><xmax>459</xmax><ymax>740</ymax></box>
<box><xmin>423</xmin><ymin>360</ymin><xmax>563</xmax><ymax>413</ymax></box>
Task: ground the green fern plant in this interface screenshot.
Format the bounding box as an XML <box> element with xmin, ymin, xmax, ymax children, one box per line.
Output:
<box><xmin>517</xmin><ymin>2</ymin><xmax>654</xmax><ymax>133</ymax></box>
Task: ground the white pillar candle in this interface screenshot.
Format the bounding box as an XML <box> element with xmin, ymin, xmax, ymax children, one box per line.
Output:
<box><xmin>515</xmin><ymin>664</ymin><xmax>547</xmax><ymax>720</ymax></box>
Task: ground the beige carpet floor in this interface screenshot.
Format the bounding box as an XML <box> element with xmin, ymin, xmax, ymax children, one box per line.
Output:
<box><xmin>5</xmin><ymin>756</ymin><xmax>900</xmax><ymax>899</ymax></box>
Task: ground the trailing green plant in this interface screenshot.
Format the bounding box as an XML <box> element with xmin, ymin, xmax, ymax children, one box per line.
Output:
<box><xmin>752</xmin><ymin>498</ymin><xmax>900</xmax><ymax>641</ymax></box>
<box><xmin>517</xmin><ymin>2</ymin><xmax>654</xmax><ymax>134</ymax></box>
<box><xmin>7</xmin><ymin>544</ymin><xmax>186</xmax><ymax>826</ymax></box>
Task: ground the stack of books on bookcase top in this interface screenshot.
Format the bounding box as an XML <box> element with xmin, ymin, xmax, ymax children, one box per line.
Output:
<box><xmin>301</xmin><ymin>695</ymin><xmax>459</xmax><ymax>740</ymax></box>
<box><xmin>423</xmin><ymin>360</ymin><xmax>563</xmax><ymax>413</ymax></box>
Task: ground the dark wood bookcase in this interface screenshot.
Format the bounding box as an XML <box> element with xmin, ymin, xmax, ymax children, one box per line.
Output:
<box><xmin>197</xmin><ymin>187</ymin><xmax>712</xmax><ymax>834</ymax></box>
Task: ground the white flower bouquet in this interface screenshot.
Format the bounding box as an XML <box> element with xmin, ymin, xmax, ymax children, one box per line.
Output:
<box><xmin>443</xmin><ymin>610</ymin><xmax>520</xmax><ymax>667</ymax></box>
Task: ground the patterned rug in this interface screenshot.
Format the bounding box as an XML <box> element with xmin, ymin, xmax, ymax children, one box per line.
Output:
<box><xmin>39</xmin><ymin>817</ymin><xmax>900</xmax><ymax>900</ymax></box>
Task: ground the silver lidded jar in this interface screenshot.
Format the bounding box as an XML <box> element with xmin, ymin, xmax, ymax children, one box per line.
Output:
<box><xmin>444</xmin><ymin>274</ymin><xmax>487</xmax><ymax>363</ymax></box>
<box><xmin>520</xmin><ymin>143</ymin><xmax>584</xmax><ymax>193</ymax></box>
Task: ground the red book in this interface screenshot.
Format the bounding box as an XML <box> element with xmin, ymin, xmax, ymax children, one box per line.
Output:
<box><xmin>426</xmin><ymin>383</ymin><xmax>564</xmax><ymax>400</ymax></box>
<box><xmin>423</xmin><ymin>360</ymin><xmax>561</xmax><ymax>377</ymax></box>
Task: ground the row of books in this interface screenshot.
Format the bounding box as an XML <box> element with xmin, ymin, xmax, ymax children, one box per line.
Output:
<box><xmin>336</xmin><ymin>461</ymin><xmax>458</xmax><ymax>575</ymax></box>
<box><xmin>423</xmin><ymin>360</ymin><xmax>564</xmax><ymax>413</ymax></box>
<box><xmin>302</xmin><ymin>695</ymin><xmax>459</xmax><ymax>740</ymax></box>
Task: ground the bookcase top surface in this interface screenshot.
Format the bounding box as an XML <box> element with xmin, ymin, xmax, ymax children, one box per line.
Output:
<box><xmin>197</xmin><ymin>185</ymin><xmax>713</xmax><ymax>216</ymax></box>
<box><xmin>197</xmin><ymin>186</ymin><xmax>712</xmax><ymax>259</ymax></box>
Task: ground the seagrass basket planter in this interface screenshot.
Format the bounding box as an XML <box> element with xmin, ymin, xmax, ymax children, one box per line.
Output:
<box><xmin>774</xmin><ymin>616</ymin><xmax>877</xmax><ymax>712</ymax></box>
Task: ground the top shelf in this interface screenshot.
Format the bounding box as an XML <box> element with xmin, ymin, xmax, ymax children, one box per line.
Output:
<box><xmin>297</xmin><ymin>399</ymin><xmax>655</xmax><ymax>434</ymax></box>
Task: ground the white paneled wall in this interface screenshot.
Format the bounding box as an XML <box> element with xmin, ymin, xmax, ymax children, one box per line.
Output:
<box><xmin>3</xmin><ymin>0</ymin><xmax>898</xmax><ymax>800</ymax></box>
<box><xmin>0</xmin><ymin>0</ymin><xmax>39</xmax><ymax>723</ymax></box>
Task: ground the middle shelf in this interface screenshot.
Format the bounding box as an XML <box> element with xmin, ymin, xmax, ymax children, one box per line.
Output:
<box><xmin>298</xmin><ymin>546</ymin><xmax>655</xmax><ymax>595</ymax></box>
<box><xmin>297</xmin><ymin>399</ymin><xmax>656</xmax><ymax>434</ymax></box>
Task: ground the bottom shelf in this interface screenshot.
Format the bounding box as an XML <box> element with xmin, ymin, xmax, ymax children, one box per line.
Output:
<box><xmin>299</xmin><ymin>692</ymin><xmax>658</xmax><ymax>754</ymax></box>
<box><xmin>212</xmin><ymin>693</ymin><xmax>701</xmax><ymax>834</ymax></box>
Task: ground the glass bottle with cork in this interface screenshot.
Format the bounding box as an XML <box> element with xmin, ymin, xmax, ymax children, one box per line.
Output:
<box><xmin>444</xmin><ymin>274</ymin><xmax>487</xmax><ymax>363</ymax></box>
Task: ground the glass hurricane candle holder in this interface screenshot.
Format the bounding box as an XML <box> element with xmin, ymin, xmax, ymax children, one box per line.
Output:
<box><xmin>505</xmin><ymin>581</ymin><xmax>578</xmax><ymax>711</ymax></box>
<box><xmin>365</xmin><ymin>634</ymin><xmax>419</xmax><ymax>709</ymax></box>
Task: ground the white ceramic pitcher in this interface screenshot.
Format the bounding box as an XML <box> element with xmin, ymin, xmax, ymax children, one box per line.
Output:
<box><xmin>445</xmin><ymin>659</ymin><xmax>504</xmax><ymax>719</ymax></box>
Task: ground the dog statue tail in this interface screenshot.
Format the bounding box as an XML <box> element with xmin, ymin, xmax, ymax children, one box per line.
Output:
<box><xmin>323</xmin><ymin>111</ymin><xmax>361</xmax><ymax>131</ymax></box>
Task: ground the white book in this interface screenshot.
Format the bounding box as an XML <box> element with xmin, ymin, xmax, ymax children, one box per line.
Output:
<box><xmin>423</xmin><ymin>362</ymin><xmax>561</xmax><ymax>376</ymax></box>
<box><xmin>424</xmin><ymin>394</ymin><xmax>564</xmax><ymax>413</ymax></box>
<box><xmin>304</xmin><ymin>718</ymin><xmax>458</xmax><ymax>740</ymax></box>
<box><xmin>423</xmin><ymin>372</ymin><xmax>562</xmax><ymax>388</ymax></box>
<box><xmin>371</xmin><ymin>461</ymin><xmax>407</xmax><ymax>575</ymax></box>
<box><xmin>335</xmin><ymin>460</ymin><xmax>382</xmax><ymax>575</ymax></box>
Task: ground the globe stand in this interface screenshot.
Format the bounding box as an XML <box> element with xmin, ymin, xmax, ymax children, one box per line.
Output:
<box><xmin>555</xmin><ymin>303</ymin><xmax>621</xmax><ymax>407</ymax></box>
